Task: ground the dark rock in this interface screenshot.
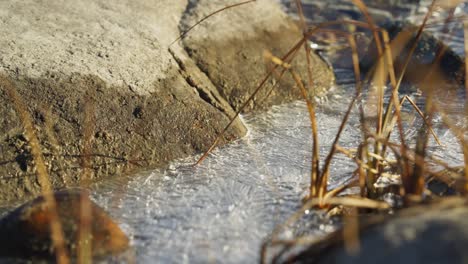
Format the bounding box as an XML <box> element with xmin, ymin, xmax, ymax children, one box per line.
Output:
<box><xmin>360</xmin><ymin>20</ymin><xmax>465</xmax><ymax>90</ymax></box>
<box><xmin>0</xmin><ymin>189</ymin><xmax>129</xmax><ymax>260</ymax></box>
<box><xmin>282</xmin><ymin>0</ymin><xmax>421</xmax><ymax>26</ymax></box>
<box><xmin>282</xmin><ymin>197</ymin><xmax>468</xmax><ymax>264</ymax></box>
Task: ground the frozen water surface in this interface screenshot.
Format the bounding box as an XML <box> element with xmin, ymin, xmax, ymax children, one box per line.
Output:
<box><xmin>92</xmin><ymin>94</ymin><xmax>360</xmax><ymax>263</ymax></box>
<box><xmin>92</xmin><ymin>84</ymin><xmax>464</xmax><ymax>263</ymax></box>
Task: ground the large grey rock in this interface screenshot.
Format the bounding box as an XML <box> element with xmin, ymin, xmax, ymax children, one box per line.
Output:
<box><xmin>0</xmin><ymin>0</ymin><xmax>334</xmax><ymax>201</ymax></box>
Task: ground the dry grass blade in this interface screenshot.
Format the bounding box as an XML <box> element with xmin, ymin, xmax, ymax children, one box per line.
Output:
<box><xmin>351</xmin><ymin>0</ymin><xmax>383</xmax><ymax>55</ymax></box>
<box><xmin>318</xmin><ymin>33</ymin><xmax>362</xmax><ymax>198</ymax></box>
<box><xmin>343</xmin><ymin>207</ymin><xmax>360</xmax><ymax>255</ymax></box>
<box><xmin>78</xmin><ymin>89</ymin><xmax>95</xmax><ymax>263</ymax></box>
<box><xmin>294</xmin><ymin>0</ymin><xmax>307</xmax><ymax>30</ymax></box>
<box><xmin>412</xmin><ymin>116</ymin><xmax>431</xmax><ymax>196</ymax></box>
<box><xmin>290</xmin><ymin>68</ymin><xmax>320</xmax><ymax>197</ymax></box>
<box><xmin>169</xmin><ymin>0</ymin><xmax>256</xmax><ymax>46</ymax></box>
<box><xmin>347</xmin><ymin>193</ymin><xmax>388</xmax><ymax>210</ymax></box>
<box><xmin>294</xmin><ymin>0</ymin><xmax>321</xmax><ymax>197</ymax></box>
<box><xmin>465</xmin><ymin>20</ymin><xmax>468</xmax><ymax>192</ymax></box>
<box><xmin>39</xmin><ymin>105</ymin><xmax>67</xmax><ymax>185</ymax></box>
<box><xmin>394</xmin><ymin>0</ymin><xmax>436</xmax><ymax>90</ymax></box>
<box><xmin>390</xmin><ymin>0</ymin><xmax>436</xmax><ymax>196</ymax></box>
<box><xmin>195</xmin><ymin>37</ymin><xmax>306</xmax><ymax>165</ymax></box>
<box><xmin>368</xmin><ymin>28</ymin><xmax>388</xmax><ymax>189</ymax></box>
<box><xmin>465</xmin><ymin>20</ymin><xmax>468</xmax><ymax>97</ymax></box>
<box><xmin>357</xmin><ymin>144</ymin><xmax>367</xmax><ymax>196</ymax></box>
<box><xmin>1</xmin><ymin>78</ymin><xmax>70</xmax><ymax>264</ymax></box>
<box><xmin>263</xmin><ymin>48</ymin><xmax>322</xmax><ymax>197</ymax></box>
<box><xmin>78</xmin><ymin>191</ymin><xmax>92</xmax><ymax>264</ymax></box>
<box><xmin>262</xmin><ymin>194</ymin><xmax>389</xmax><ymax>262</ymax></box>
<box><xmin>401</xmin><ymin>95</ymin><xmax>443</xmax><ymax>146</ymax></box>
<box><xmin>380</xmin><ymin>28</ymin><xmax>412</xmax><ymax>182</ymax></box>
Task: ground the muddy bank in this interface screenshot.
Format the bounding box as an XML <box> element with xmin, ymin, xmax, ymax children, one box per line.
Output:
<box><xmin>0</xmin><ymin>0</ymin><xmax>334</xmax><ymax>202</ymax></box>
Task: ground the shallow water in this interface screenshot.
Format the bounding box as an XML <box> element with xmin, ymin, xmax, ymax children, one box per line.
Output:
<box><xmin>88</xmin><ymin>1</ymin><xmax>468</xmax><ymax>263</ymax></box>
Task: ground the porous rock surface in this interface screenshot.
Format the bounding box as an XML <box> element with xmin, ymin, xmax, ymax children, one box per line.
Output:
<box><xmin>0</xmin><ymin>0</ymin><xmax>334</xmax><ymax>201</ymax></box>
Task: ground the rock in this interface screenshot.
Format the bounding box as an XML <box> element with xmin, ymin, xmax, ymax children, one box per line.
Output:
<box><xmin>0</xmin><ymin>0</ymin><xmax>334</xmax><ymax>201</ymax></box>
<box><xmin>359</xmin><ymin>20</ymin><xmax>465</xmax><ymax>90</ymax></box>
<box><xmin>284</xmin><ymin>197</ymin><xmax>468</xmax><ymax>264</ymax></box>
<box><xmin>180</xmin><ymin>0</ymin><xmax>335</xmax><ymax>113</ymax></box>
<box><xmin>0</xmin><ymin>189</ymin><xmax>129</xmax><ymax>260</ymax></box>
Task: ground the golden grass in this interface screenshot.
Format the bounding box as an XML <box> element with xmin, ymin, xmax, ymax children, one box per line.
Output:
<box><xmin>1</xmin><ymin>77</ymin><xmax>70</xmax><ymax>263</ymax></box>
<box><xmin>78</xmin><ymin>88</ymin><xmax>95</xmax><ymax>264</ymax></box>
<box><xmin>179</xmin><ymin>0</ymin><xmax>467</xmax><ymax>261</ymax></box>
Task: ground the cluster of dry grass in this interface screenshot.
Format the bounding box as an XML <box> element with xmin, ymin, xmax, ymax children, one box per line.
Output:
<box><xmin>178</xmin><ymin>0</ymin><xmax>468</xmax><ymax>262</ymax></box>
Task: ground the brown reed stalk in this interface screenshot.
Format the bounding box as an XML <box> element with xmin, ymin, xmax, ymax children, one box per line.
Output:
<box><xmin>170</xmin><ymin>0</ymin><xmax>256</xmax><ymax>46</ymax></box>
<box><xmin>294</xmin><ymin>0</ymin><xmax>321</xmax><ymax>198</ymax></box>
<box><xmin>1</xmin><ymin>77</ymin><xmax>70</xmax><ymax>263</ymax></box>
<box><xmin>78</xmin><ymin>89</ymin><xmax>95</xmax><ymax>263</ymax></box>
<box><xmin>196</xmin><ymin>17</ymin><xmax>385</xmax><ymax>166</ymax></box>
<box><xmin>462</xmin><ymin>20</ymin><xmax>468</xmax><ymax>192</ymax></box>
<box><xmin>343</xmin><ymin>207</ymin><xmax>360</xmax><ymax>255</ymax></box>
<box><xmin>318</xmin><ymin>33</ymin><xmax>362</xmax><ymax>199</ymax></box>
<box><xmin>195</xmin><ymin>37</ymin><xmax>307</xmax><ymax>165</ymax></box>
<box><xmin>39</xmin><ymin>105</ymin><xmax>68</xmax><ymax>185</ymax></box>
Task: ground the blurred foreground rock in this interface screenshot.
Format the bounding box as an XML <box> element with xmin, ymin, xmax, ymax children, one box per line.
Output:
<box><xmin>0</xmin><ymin>0</ymin><xmax>334</xmax><ymax>201</ymax></box>
<box><xmin>0</xmin><ymin>189</ymin><xmax>129</xmax><ymax>260</ymax></box>
<box><xmin>286</xmin><ymin>197</ymin><xmax>468</xmax><ymax>264</ymax></box>
<box><xmin>359</xmin><ymin>21</ymin><xmax>465</xmax><ymax>90</ymax></box>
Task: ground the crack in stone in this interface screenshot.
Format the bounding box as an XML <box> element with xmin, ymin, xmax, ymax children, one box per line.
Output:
<box><xmin>167</xmin><ymin>47</ymin><xmax>240</xmax><ymax>121</ymax></box>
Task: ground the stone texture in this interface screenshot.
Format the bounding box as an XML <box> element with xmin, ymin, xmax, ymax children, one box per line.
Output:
<box><xmin>181</xmin><ymin>0</ymin><xmax>335</xmax><ymax>113</ymax></box>
<box><xmin>0</xmin><ymin>0</ymin><xmax>334</xmax><ymax>201</ymax></box>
